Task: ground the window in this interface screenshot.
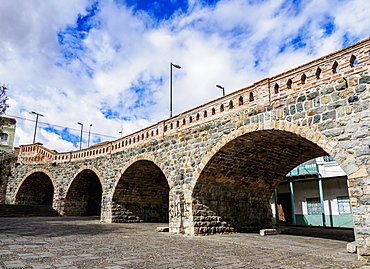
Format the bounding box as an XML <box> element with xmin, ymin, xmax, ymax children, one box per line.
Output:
<box><xmin>323</xmin><ymin>156</ymin><xmax>334</xmax><ymax>162</ymax></box>
<box><xmin>1</xmin><ymin>133</ymin><xmax>8</xmax><ymax>143</ymax></box>
<box><xmin>274</xmin><ymin>83</ymin><xmax>279</xmax><ymax>94</ymax></box>
<box><xmin>307</xmin><ymin>197</ymin><xmax>322</xmax><ymax>215</ymax></box>
<box><xmin>338</xmin><ymin>196</ymin><xmax>351</xmax><ymax>214</ymax></box>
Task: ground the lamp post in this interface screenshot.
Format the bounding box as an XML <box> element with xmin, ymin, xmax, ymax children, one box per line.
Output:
<box><xmin>77</xmin><ymin>122</ymin><xmax>83</xmax><ymax>150</ymax></box>
<box><xmin>88</xmin><ymin>124</ymin><xmax>92</xmax><ymax>148</ymax></box>
<box><xmin>170</xmin><ymin>62</ymin><xmax>181</xmax><ymax>117</ymax></box>
<box><xmin>32</xmin><ymin>111</ymin><xmax>44</xmax><ymax>144</ymax></box>
<box><xmin>216</xmin><ymin>85</ymin><xmax>225</xmax><ymax>96</ymax></box>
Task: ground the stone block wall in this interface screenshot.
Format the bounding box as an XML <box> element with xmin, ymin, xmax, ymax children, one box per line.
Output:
<box><xmin>192</xmin><ymin>180</ymin><xmax>274</xmax><ymax>234</ymax></box>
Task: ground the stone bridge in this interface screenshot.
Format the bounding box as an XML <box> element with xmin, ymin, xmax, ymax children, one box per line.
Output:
<box><xmin>6</xmin><ymin>38</ymin><xmax>370</xmax><ymax>259</ymax></box>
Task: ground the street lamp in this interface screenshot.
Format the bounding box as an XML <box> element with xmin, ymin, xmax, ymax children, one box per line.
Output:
<box><xmin>216</xmin><ymin>85</ymin><xmax>225</xmax><ymax>96</ymax></box>
<box><xmin>32</xmin><ymin>111</ymin><xmax>44</xmax><ymax>144</ymax></box>
<box><xmin>170</xmin><ymin>62</ymin><xmax>181</xmax><ymax>117</ymax></box>
<box><xmin>77</xmin><ymin>122</ymin><xmax>83</xmax><ymax>150</ymax></box>
<box><xmin>88</xmin><ymin>124</ymin><xmax>92</xmax><ymax>148</ymax></box>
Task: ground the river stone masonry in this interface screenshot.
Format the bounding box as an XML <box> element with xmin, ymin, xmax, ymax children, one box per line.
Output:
<box><xmin>5</xmin><ymin>38</ymin><xmax>370</xmax><ymax>261</ymax></box>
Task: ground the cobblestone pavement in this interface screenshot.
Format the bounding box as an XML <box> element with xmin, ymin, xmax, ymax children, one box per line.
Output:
<box><xmin>0</xmin><ymin>217</ymin><xmax>368</xmax><ymax>269</ymax></box>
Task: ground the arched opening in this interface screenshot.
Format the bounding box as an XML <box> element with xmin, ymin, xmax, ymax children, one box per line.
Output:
<box><xmin>239</xmin><ymin>96</ymin><xmax>244</xmax><ymax>106</ymax></box>
<box><xmin>63</xmin><ymin>169</ymin><xmax>102</xmax><ymax>216</ymax></box>
<box><xmin>16</xmin><ymin>172</ymin><xmax>54</xmax><ymax>205</ymax></box>
<box><xmin>350</xmin><ymin>54</ymin><xmax>358</xmax><ymax>67</ymax></box>
<box><xmin>301</xmin><ymin>73</ymin><xmax>307</xmax><ymax>84</ymax></box>
<box><xmin>287</xmin><ymin>79</ymin><xmax>293</xmax><ymax>89</ymax></box>
<box><xmin>316</xmin><ymin>67</ymin><xmax>322</xmax><ymax>79</ymax></box>
<box><xmin>274</xmin><ymin>83</ymin><xmax>279</xmax><ymax>94</ymax></box>
<box><xmin>112</xmin><ymin>160</ymin><xmax>169</xmax><ymax>223</ymax></box>
<box><xmin>220</xmin><ymin>104</ymin><xmax>224</xmax><ymax>112</ymax></box>
<box><xmin>332</xmin><ymin>61</ymin><xmax>340</xmax><ymax>73</ymax></box>
<box><xmin>192</xmin><ymin>130</ymin><xmax>329</xmax><ymax>235</ymax></box>
<box><xmin>229</xmin><ymin>100</ymin><xmax>234</xmax><ymax>109</ymax></box>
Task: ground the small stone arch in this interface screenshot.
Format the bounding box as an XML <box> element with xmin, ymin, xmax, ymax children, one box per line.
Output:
<box><xmin>17</xmin><ymin>169</ymin><xmax>57</xmax><ymax>193</ymax></box>
<box><xmin>111</xmin><ymin>154</ymin><xmax>170</xmax><ymax>223</ymax></box>
<box><xmin>14</xmin><ymin>169</ymin><xmax>57</xmax><ymax>206</ymax></box>
<box><xmin>66</xmin><ymin>165</ymin><xmax>105</xmax><ymax>194</ymax></box>
<box><xmin>62</xmin><ymin>166</ymin><xmax>104</xmax><ymax>216</ymax></box>
<box><xmin>114</xmin><ymin>154</ymin><xmax>172</xmax><ymax>189</ymax></box>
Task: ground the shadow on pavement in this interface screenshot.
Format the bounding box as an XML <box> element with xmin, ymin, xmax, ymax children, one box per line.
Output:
<box><xmin>279</xmin><ymin>224</ymin><xmax>355</xmax><ymax>242</ymax></box>
<box><xmin>0</xmin><ymin>216</ymin><xmax>166</xmax><ymax>237</ymax></box>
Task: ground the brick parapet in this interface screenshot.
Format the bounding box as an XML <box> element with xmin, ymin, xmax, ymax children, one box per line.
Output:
<box><xmin>16</xmin><ymin>38</ymin><xmax>370</xmax><ymax>164</ymax></box>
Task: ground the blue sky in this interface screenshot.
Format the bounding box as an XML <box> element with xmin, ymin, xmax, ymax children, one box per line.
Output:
<box><xmin>1</xmin><ymin>0</ymin><xmax>370</xmax><ymax>152</ymax></box>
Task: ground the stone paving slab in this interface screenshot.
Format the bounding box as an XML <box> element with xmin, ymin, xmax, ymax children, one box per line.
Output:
<box><xmin>0</xmin><ymin>216</ymin><xmax>368</xmax><ymax>268</ymax></box>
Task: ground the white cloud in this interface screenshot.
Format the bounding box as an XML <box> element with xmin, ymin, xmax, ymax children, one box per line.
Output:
<box><xmin>1</xmin><ymin>0</ymin><xmax>370</xmax><ymax>152</ymax></box>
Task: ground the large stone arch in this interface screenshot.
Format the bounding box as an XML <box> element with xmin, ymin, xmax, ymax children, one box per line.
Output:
<box><xmin>62</xmin><ymin>167</ymin><xmax>103</xmax><ymax>216</ymax></box>
<box><xmin>111</xmin><ymin>154</ymin><xmax>170</xmax><ymax>223</ymax></box>
<box><xmin>15</xmin><ymin>169</ymin><xmax>56</xmax><ymax>206</ymax></box>
<box><xmin>186</xmin><ymin>121</ymin><xmax>360</xmax><ymax>235</ymax></box>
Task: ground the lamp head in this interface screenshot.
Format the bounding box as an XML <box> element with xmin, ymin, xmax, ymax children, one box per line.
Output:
<box><xmin>171</xmin><ymin>63</ymin><xmax>181</xmax><ymax>69</ymax></box>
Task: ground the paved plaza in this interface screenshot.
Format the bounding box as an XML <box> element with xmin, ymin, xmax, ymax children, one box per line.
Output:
<box><xmin>0</xmin><ymin>217</ymin><xmax>368</xmax><ymax>269</ymax></box>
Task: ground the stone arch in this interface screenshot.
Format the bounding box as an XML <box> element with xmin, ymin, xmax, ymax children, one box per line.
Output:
<box><xmin>62</xmin><ymin>166</ymin><xmax>103</xmax><ymax>216</ymax></box>
<box><xmin>15</xmin><ymin>169</ymin><xmax>56</xmax><ymax>206</ymax></box>
<box><xmin>188</xmin><ymin>121</ymin><xmax>357</xmax><ymax>235</ymax></box>
<box><xmin>111</xmin><ymin>154</ymin><xmax>170</xmax><ymax>223</ymax></box>
<box><xmin>114</xmin><ymin>154</ymin><xmax>171</xmax><ymax>189</ymax></box>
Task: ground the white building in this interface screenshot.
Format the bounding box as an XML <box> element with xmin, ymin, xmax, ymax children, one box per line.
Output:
<box><xmin>272</xmin><ymin>156</ymin><xmax>352</xmax><ymax>227</ymax></box>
